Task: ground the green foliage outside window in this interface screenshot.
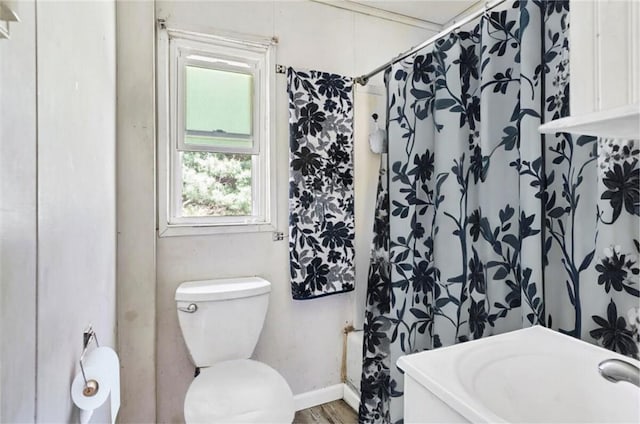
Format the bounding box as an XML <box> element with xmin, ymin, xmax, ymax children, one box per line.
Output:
<box><xmin>181</xmin><ymin>152</ymin><xmax>252</xmax><ymax>217</ymax></box>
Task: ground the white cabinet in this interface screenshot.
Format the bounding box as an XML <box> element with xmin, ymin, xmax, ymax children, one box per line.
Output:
<box><xmin>540</xmin><ymin>1</ymin><xmax>640</xmax><ymax>139</ymax></box>
<box><xmin>570</xmin><ymin>0</ymin><xmax>640</xmax><ymax>114</ymax></box>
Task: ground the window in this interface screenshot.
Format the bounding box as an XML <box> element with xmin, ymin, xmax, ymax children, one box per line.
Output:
<box><xmin>157</xmin><ymin>27</ymin><xmax>276</xmax><ymax>236</ymax></box>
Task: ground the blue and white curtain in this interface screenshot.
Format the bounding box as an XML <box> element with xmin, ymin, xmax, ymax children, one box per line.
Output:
<box><xmin>359</xmin><ymin>1</ymin><xmax>640</xmax><ymax>422</ymax></box>
<box><xmin>288</xmin><ymin>68</ymin><xmax>355</xmax><ymax>300</ymax></box>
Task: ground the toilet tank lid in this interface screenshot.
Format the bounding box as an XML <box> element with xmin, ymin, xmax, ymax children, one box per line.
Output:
<box><xmin>175</xmin><ymin>277</ymin><xmax>271</xmax><ymax>302</ymax></box>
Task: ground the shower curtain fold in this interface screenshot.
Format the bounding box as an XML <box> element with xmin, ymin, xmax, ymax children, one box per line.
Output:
<box><xmin>359</xmin><ymin>1</ymin><xmax>639</xmax><ymax>423</ymax></box>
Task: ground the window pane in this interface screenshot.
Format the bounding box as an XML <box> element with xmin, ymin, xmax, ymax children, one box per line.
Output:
<box><xmin>181</xmin><ymin>151</ymin><xmax>252</xmax><ymax>217</ymax></box>
<box><xmin>185</xmin><ymin>66</ymin><xmax>253</xmax><ymax>149</ymax></box>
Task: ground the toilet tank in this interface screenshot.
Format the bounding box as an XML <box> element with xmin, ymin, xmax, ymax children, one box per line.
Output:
<box><xmin>175</xmin><ymin>277</ymin><xmax>270</xmax><ymax>367</ymax></box>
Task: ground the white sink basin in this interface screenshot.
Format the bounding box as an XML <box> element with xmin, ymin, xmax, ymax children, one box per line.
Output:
<box><xmin>397</xmin><ymin>326</ymin><xmax>640</xmax><ymax>423</ymax></box>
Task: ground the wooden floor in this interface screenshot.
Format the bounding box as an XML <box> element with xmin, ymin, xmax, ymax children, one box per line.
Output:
<box><xmin>293</xmin><ymin>400</ymin><xmax>358</xmax><ymax>424</ymax></box>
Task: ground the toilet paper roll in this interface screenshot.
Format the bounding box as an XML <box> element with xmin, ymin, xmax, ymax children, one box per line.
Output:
<box><xmin>71</xmin><ymin>347</ymin><xmax>120</xmax><ymax>424</ymax></box>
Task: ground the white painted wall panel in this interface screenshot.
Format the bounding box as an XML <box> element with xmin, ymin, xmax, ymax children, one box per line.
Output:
<box><xmin>0</xmin><ymin>1</ymin><xmax>37</xmax><ymax>422</ymax></box>
<box><xmin>116</xmin><ymin>2</ymin><xmax>158</xmax><ymax>422</ymax></box>
<box><xmin>353</xmin><ymin>84</ymin><xmax>387</xmax><ymax>330</ymax></box>
<box><xmin>630</xmin><ymin>0</ymin><xmax>639</xmax><ymax>104</ymax></box>
<box><xmin>570</xmin><ymin>0</ymin><xmax>639</xmax><ymax>113</ymax></box>
<box><xmin>569</xmin><ymin>0</ymin><xmax>597</xmax><ymax>115</ymax></box>
<box><xmin>35</xmin><ymin>1</ymin><xmax>116</xmax><ymax>421</ymax></box>
<box><xmin>597</xmin><ymin>0</ymin><xmax>631</xmax><ymax>109</ymax></box>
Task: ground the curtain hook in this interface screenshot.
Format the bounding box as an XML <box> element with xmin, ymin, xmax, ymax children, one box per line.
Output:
<box><xmin>450</xmin><ymin>18</ymin><xmax>461</xmax><ymax>38</ymax></box>
<box><xmin>481</xmin><ymin>0</ymin><xmax>492</xmax><ymax>25</ymax></box>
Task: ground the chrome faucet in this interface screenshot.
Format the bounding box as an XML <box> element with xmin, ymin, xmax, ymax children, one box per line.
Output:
<box><xmin>598</xmin><ymin>359</ymin><xmax>640</xmax><ymax>388</ymax></box>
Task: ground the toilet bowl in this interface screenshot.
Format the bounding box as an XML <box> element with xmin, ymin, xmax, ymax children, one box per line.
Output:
<box><xmin>176</xmin><ymin>277</ymin><xmax>295</xmax><ymax>423</ymax></box>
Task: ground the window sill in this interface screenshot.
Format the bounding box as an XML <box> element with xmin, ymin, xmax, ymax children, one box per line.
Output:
<box><xmin>158</xmin><ymin>222</ymin><xmax>277</xmax><ymax>237</ymax></box>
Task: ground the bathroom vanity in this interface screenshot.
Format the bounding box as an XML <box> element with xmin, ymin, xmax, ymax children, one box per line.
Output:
<box><xmin>397</xmin><ymin>326</ymin><xmax>640</xmax><ymax>423</ymax></box>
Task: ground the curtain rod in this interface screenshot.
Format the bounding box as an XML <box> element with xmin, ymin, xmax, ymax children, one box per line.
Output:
<box><xmin>354</xmin><ymin>0</ymin><xmax>508</xmax><ymax>86</ymax></box>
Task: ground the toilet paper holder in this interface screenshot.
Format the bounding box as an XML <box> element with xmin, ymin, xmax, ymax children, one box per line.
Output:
<box><xmin>79</xmin><ymin>325</ymin><xmax>100</xmax><ymax>397</ymax></box>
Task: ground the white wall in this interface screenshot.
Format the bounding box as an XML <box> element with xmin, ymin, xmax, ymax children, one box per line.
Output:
<box><xmin>570</xmin><ymin>0</ymin><xmax>640</xmax><ymax>113</ymax></box>
<box><xmin>353</xmin><ymin>84</ymin><xmax>387</xmax><ymax>330</ymax></box>
<box><xmin>117</xmin><ymin>1</ymin><xmax>434</xmax><ymax>422</ymax></box>
<box><xmin>116</xmin><ymin>2</ymin><xmax>158</xmax><ymax>422</ymax></box>
<box><xmin>0</xmin><ymin>1</ymin><xmax>116</xmax><ymax>422</ymax></box>
<box><xmin>34</xmin><ymin>1</ymin><xmax>116</xmax><ymax>421</ymax></box>
<box><xmin>0</xmin><ymin>1</ymin><xmax>37</xmax><ymax>422</ymax></box>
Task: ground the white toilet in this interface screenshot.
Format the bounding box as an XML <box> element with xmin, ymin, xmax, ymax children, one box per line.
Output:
<box><xmin>175</xmin><ymin>277</ymin><xmax>295</xmax><ymax>423</ymax></box>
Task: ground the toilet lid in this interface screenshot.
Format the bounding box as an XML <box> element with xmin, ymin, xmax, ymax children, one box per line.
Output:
<box><xmin>184</xmin><ymin>359</ymin><xmax>295</xmax><ymax>423</ymax></box>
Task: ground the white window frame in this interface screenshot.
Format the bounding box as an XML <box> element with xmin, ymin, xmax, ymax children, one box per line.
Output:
<box><xmin>157</xmin><ymin>26</ymin><xmax>277</xmax><ymax>237</ymax></box>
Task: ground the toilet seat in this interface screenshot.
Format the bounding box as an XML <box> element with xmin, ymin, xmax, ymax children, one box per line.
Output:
<box><xmin>184</xmin><ymin>359</ymin><xmax>295</xmax><ymax>423</ymax></box>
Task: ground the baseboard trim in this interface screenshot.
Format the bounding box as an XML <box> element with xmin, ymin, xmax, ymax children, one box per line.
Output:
<box><xmin>293</xmin><ymin>384</ymin><xmax>344</xmax><ymax>411</ymax></box>
<box><xmin>293</xmin><ymin>383</ymin><xmax>361</xmax><ymax>413</ymax></box>
<box><xmin>342</xmin><ymin>383</ymin><xmax>360</xmax><ymax>412</ymax></box>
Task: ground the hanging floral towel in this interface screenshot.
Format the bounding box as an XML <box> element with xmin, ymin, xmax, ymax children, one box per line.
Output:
<box><xmin>287</xmin><ymin>67</ymin><xmax>355</xmax><ymax>300</ymax></box>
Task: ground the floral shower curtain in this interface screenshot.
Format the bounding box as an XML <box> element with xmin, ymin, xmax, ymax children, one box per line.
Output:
<box><xmin>359</xmin><ymin>1</ymin><xmax>640</xmax><ymax>423</ymax></box>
